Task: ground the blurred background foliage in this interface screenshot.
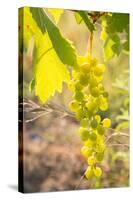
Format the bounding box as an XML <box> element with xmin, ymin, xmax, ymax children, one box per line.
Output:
<box><xmin>21</xmin><ymin>9</ymin><xmax>129</xmax><ymax>192</ymax></box>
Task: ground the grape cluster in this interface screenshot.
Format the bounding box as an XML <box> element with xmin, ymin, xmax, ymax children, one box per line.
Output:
<box><xmin>68</xmin><ymin>54</ymin><xmax>111</xmax><ymax>179</ymax></box>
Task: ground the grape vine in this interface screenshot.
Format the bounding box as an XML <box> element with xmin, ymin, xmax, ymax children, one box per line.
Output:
<box><xmin>68</xmin><ymin>54</ymin><xmax>111</xmax><ymax>179</ymax></box>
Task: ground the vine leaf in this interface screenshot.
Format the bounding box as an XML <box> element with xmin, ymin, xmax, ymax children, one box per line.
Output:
<box><xmin>30</xmin><ymin>8</ymin><xmax>46</xmax><ymax>34</ymax></box>
<box><xmin>30</xmin><ymin>8</ymin><xmax>78</xmax><ymax>67</ymax></box>
<box><xmin>77</xmin><ymin>11</ymin><xmax>95</xmax><ymax>32</ymax></box>
<box><xmin>100</xmin><ymin>13</ymin><xmax>129</xmax><ymax>61</ymax></box>
<box><xmin>34</xmin><ymin>33</ymin><xmax>70</xmax><ymax>103</ymax></box>
<box><xmin>47</xmin><ymin>8</ymin><xmax>64</xmax><ymax>24</ymax></box>
<box><xmin>20</xmin><ymin>7</ymin><xmax>71</xmax><ymax>103</ymax></box>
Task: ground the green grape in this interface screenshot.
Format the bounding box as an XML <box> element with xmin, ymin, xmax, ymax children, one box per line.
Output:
<box><xmin>94</xmin><ymin>115</ymin><xmax>101</xmax><ymax>123</ymax></box>
<box><xmin>89</xmin><ymin>76</ymin><xmax>98</xmax><ymax>87</ymax></box>
<box><xmin>99</xmin><ymin>95</ymin><xmax>107</xmax><ymax>104</ymax></box>
<box><xmin>80</xmin><ymin>146</ymin><xmax>92</xmax><ymax>157</ymax></box>
<box><xmin>91</xmin><ymin>87</ymin><xmax>100</xmax><ymax>97</ymax></box>
<box><xmin>80</xmin><ymin>118</ymin><xmax>89</xmax><ymax>127</ymax></box>
<box><xmin>75</xmin><ymin>81</ymin><xmax>83</xmax><ymax>91</ymax></box>
<box><xmin>97</xmin><ymin>125</ymin><xmax>105</xmax><ymax>135</ymax></box>
<box><xmin>86</xmin><ymin>100</ymin><xmax>97</xmax><ymax>112</ymax></box>
<box><xmin>69</xmin><ymin>100</ymin><xmax>79</xmax><ymax>112</ymax></box>
<box><xmin>89</xmin><ymin>130</ymin><xmax>97</xmax><ymax>141</ymax></box>
<box><xmin>90</xmin><ymin>58</ymin><xmax>98</xmax><ymax>67</ymax></box>
<box><xmin>84</xmin><ymin>139</ymin><xmax>94</xmax><ymax>148</ymax></box>
<box><xmin>85</xmin><ymin>109</ymin><xmax>93</xmax><ymax>119</ymax></box>
<box><xmin>95</xmin><ymin>142</ymin><xmax>105</xmax><ymax>153</ymax></box>
<box><xmin>96</xmin><ymin>152</ymin><xmax>104</xmax><ymax>162</ymax></box>
<box><xmin>79</xmin><ymin>127</ymin><xmax>90</xmax><ymax>141</ymax></box>
<box><xmin>85</xmin><ymin>166</ymin><xmax>94</xmax><ymax>179</ymax></box>
<box><xmin>93</xmin><ymin>166</ymin><xmax>102</xmax><ymax>177</ymax></box>
<box><xmin>91</xmin><ymin>118</ymin><xmax>98</xmax><ymax>129</ymax></box>
<box><xmin>94</xmin><ymin>64</ymin><xmax>106</xmax><ymax>77</ymax></box>
<box><xmin>102</xmin><ymin>91</ymin><xmax>109</xmax><ymax>97</ymax></box>
<box><xmin>80</xmin><ymin>62</ymin><xmax>91</xmax><ymax>73</ymax></box>
<box><xmin>99</xmin><ymin>102</ymin><xmax>108</xmax><ymax>111</ymax></box>
<box><xmin>102</xmin><ymin>118</ymin><xmax>111</xmax><ymax>128</ymax></box>
<box><xmin>75</xmin><ymin>107</ymin><xmax>84</xmax><ymax>120</ymax></box>
<box><xmin>87</xmin><ymin>155</ymin><xmax>96</xmax><ymax>166</ymax></box>
<box><xmin>79</xmin><ymin>73</ymin><xmax>89</xmax><ymax>86</ymax></box>
<box><xmin>98</xmin><ymin>83</ymin><xmax>104</xmax><ymax>91</ymax></box>
<box><xmin>75</xmin><ymin>91</ymin><xmax>84</xmax><ymax>102</ymax></box>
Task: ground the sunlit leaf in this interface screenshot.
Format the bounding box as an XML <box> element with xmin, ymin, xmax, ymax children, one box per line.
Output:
<box><xmin>35</xmin><ymin>8</ymin><xmax>78</xmax><ymax>67</ymax></box>
<box><xmin>34</xmin><ymin>33</ymin><xmax>70</xmax><ymax>103</ymax></box>
<box><xmin>47</xmin><ymin>8</ymin><xmax>64</xmax><ymax>23</ymax></box>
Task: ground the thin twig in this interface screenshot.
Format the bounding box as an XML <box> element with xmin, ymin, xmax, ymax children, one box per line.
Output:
<box><xmin>105</xmin><ymin>130</ymin><xmax>129</xmax><ymax>144</ymax></box>
<box><xmin>107</xmin><ymin>143</ymin><xmax>129</xmax><ymax>148</ymax></box>
<box><xmin>74</xmin><ymin>174</ymin><xmax>85</xmax><ymax>190</ymax></box>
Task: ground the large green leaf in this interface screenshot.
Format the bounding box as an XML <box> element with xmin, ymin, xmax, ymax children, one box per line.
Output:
<box><xmin>34</xmin><ymin>33</ymin><xmax>70</xmax><ymax>103</ymax></box>
<box><xmin>30</xmin><ymin>8</ymin><xmax>78</xmax><ymax>67</ymax></box>
<box><xmin>77</xmin><ymin>11</ymin><xmax>95</xmax><ymax>32</ymax></box>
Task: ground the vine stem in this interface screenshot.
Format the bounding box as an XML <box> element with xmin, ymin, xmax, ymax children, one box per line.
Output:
<box><xmin>88</xmin><ymin>32</ymin><xmax>93</xmax><ymax>55</ymax></box>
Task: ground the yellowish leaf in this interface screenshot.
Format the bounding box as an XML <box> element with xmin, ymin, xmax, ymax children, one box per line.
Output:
<box><xmin>34</xmin><ymin>33</ymin><xmax>70</xmax><ymax>103</ymax></box>
<box><xmin>47</xmin><ymin>8</ymin><xmax>64</xmax><ymax>23</ymax></box>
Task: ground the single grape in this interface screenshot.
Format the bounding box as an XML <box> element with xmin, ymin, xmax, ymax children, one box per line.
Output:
<box><xmin>87</xmin><ymin>155</ymin><xmax>96</xmax><ymax>166</ymax></box>
<box><xmin>90</xmin><ymin>58</ymin><xmax>98</xmax><ymax>67</ymax></box>
<box><xmin>91</xmin><ymin>87</ymin><xmax>100</xmax><ymax>97</ymax></box>
<box><xmin>69</xmin><ymin>100</ymin><xmax>79</xmax><ymax>112</ymax></box>
<box><xmin>80</xmin><ymin>118</ymin><xmax>89</xmax><ymax>127</ymax></box>
<box><xmin>80</xmin><ymin>146</ymin><xmax>92</xmax><ymax>157</ymax></box>
<box><xmin>85</xmin><ymin>166</ymin><xmax>94</xmax><ymax>179</ymax></box>
<box><xmin>93</xmin><ymin>166</ymin><xmax>102</xmax><ymax>177</ymax></box>
<box><xmin>94</xmin><ymin>64</ymin><xmax>105</xmax><ymax>77</ymax></box>
<box><xmin>79</xmin><ymin>127</ymin><xmax>90</xmax><ymax>141</ymax></box>
<box><xmin>91</xmin><ymin>118</ymin><xmax>98</xmax><ymax>129</ymax></box>
<box><xmin>75</xmin><ymin>107</ymin><xmax>84</xmax><ymax>120</ymax></box>
<box><xmin>99</xmin><ymin>95</ymin><xmax>107</xmax><ymax>104</ymax></box>
<box><xmin>99</xmin><ymin>102</ymin><xmax>108</xmax><ymax>111</ymax></box>
<box><xmin>95</xmin><ymin>142</ymin><xmax>105</xmax><ymax>153</ymax></box>
<box><xmin>80</xmin><ymin>62</ymin><xmax>91</xmax><ymax>73</ymax></box>
<box><xmin>96</xmin><ymin>152</ymin><xmax>104</xmax><ymax>162</ymax></box>
<box><xmin>89</xmin><ymin>76</ymin><xmax>98</xmax><ymax>87</ymax></box>
<box><xmin>75</xmin><ymin>81</ymin><xmax>83</xmax><ymax>91</ymax></box>
<box><xmin>86</xmin><ymin>101</ymin><xmax>97</xmax><ymax>112</ymax></box>
<box><xmin>89</xmin><ymin>130</ymin><xmax>97</xmax><ymax>141</ymax></box>
<box><xmin>79</xmin><ymin>73</ymin><xmax>89</xmax><ymax>86</ymax></box>
<box><xmin>97</xmin><ymin>125</ymin><xmax>105</xmax><ymax>135</ymax></box>
<box><xmin>98</xmin><ymin>83</ymin><xmax>104</xmax><ymax>91</ymax></box>
<box><xmin>75</xmin><ymin>91</ymin><xmax>84</xmax><ymax>102</ymax></box>
<box><xmin>102</xmin><ymin>118</ymin><xmax>111</xmax><ymax>128</ymax></box>
<box><xmin>102</xmin><ymin>91</ymin><xmax>109</xmax><ymax>97</ymax></box>
<box><xmin>94</xmin><ymin>115</ymin><xmax>101</xmax><ymax>123</ymax></box>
